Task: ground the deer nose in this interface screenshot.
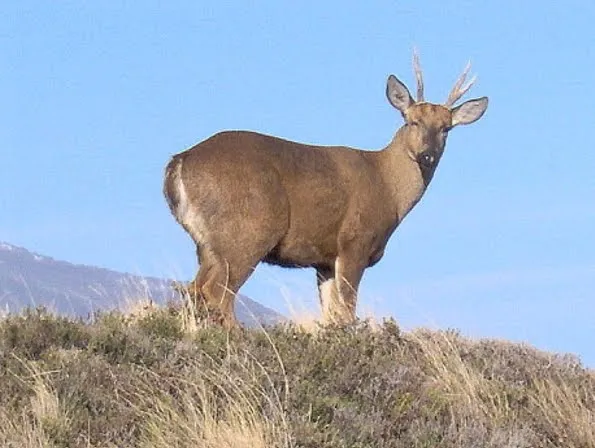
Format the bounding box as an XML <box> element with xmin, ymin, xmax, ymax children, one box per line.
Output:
<box><xmin>418</xmin><ymin>151</ymin><xmax>435</xmax><ymax>167</ymax></box>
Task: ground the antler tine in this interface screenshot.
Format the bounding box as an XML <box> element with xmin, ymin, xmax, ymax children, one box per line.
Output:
<box><xmin>412</xmin><ymin>47</ymin><xmax>424</xmax><ymax>102</ymax></box>
<box><xmin>457</xmin><ymin>74</ymin><xmax>477</xmax><ymax>101</ymax></box>
<box><xmin>445</xmin><ymin>61</ymin><xmax>475</xmax><ymax>107</ymax></box>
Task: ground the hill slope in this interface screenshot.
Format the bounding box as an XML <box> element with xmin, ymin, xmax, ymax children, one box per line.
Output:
<box><xmin>0</xmin><ymin>241</ymin><xmax>282</xmax><ymax>325</ymax></box>
<box><xmin>0</xmin><ymin>309</ymin><xmax>592</xmax><ymax>448</ymax></box>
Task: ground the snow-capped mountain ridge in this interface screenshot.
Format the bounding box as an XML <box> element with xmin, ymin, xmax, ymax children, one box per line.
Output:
<box><xmin>0</xmin><ymin>241</ymin><xmax>282</xmax><ymax>325</ymax></box>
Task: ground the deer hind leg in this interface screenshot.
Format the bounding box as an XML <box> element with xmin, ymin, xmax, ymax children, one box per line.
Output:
<box><xmin>196</xmin><ymin>242</ymin><xmax>273</xmax><ymax>329</ymax></box>
<box><xmin>180</xmin><ymin>245</ymin><xmax>216</xmax><ymax>316</ymax></box>
<box><xmin>176</xmin><ymin>245</ymin><xmax>207</xmax><ymax>298</ymax></box>
<box><xmin>196</xmin><ymin>261</ymin><xmax>238</xmax><ymax>328</ymax></box>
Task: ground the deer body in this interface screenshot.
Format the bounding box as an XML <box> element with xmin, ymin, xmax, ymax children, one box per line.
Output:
<box><xmin>164</xmin><ymin>52</ymin><xmax>488</xmax><ymax>327</ymax></box>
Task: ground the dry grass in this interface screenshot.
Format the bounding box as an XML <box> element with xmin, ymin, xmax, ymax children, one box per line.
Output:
<box><xmin>0</xmin><ymin>410</ymin><xmax>50</xmax><ymax>448</ymax></box>
<box><xmin>409</xmin><ymin>328</ymin><xmax>595</xmax><ymax>447</ymax></box>
<box><xmin>0</xmin><ymin>355</ymin><xmax>74</xmax><ymax>448</ymax></box>
<box><xmin>0</xmin><ymin>304</ymin><xmax>593</xmax><ymax>447</ymax></box>
<box><xmin>134</xmin><ymin>359</ymin><xmax>290</xmax><ymax>448</ymax></box>
<box><xmin>529</xmin><ymin>374</ymin><xmax>595</xmax><ymax>446</ymax></box>
<box><xmin>410</xmin><ymin>329</ymin><xmax>513</xmax><ymax>421</ymax></box>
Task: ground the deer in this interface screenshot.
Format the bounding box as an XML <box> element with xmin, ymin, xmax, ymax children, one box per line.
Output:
<box><xmin>163</xmin><ymin>50</ymin><xmax>488</xmax><ymax>328</ymax></box>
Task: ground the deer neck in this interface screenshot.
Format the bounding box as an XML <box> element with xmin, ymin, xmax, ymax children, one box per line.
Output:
<box><xmin>377</xmin><ymin>128</ymin><xmax>428</xmax><ymax>223</ymax></box>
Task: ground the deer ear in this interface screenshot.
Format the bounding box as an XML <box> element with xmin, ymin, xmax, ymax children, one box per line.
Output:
<box><xmin>386</xmin><ymin>75</ymin><xmax>414</xmax><ymax>114</ymax></box>
<box><xmin>451</xmin><ymin>96</ymin><xmax>488</xmax><ymax>126</ymax></box>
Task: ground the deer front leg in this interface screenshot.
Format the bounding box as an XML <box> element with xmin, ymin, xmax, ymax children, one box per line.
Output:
<box><xmin>333</xmin><ymin>255</ymin><xmax>365</xmax><ymax>324</ymax></box>
<box><xmin>316</xmin><ymin>255</ymin><xmax>365</xmax><ymax>325</ymax></box>
<box><xmin>316</xmin><ymin>266</ymin><xmax>336</xmax><ymax>323</ymax></box>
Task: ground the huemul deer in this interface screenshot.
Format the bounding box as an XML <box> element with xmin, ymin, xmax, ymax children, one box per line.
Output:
<box><xmin>164</xmin><ymin>51</ymin><xmax>488</xmax><ymax>328</ymax></box>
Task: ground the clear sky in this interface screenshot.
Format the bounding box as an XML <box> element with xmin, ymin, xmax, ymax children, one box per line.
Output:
<box><xmin>2</xmin><ymin>2</ymin><xmax>594</xmax><ymax>365</ymax></box>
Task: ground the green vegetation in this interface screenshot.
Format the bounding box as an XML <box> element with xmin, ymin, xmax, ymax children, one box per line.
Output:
<box><xmin>0</xmin><ymin>305</ymin><xmax>593</xmax><ymax>447</ymax></box>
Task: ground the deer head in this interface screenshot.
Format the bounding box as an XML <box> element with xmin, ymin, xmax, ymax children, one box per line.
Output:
<box><xmin>386</xmin><ymin>50</ymin><xmax>488</xmax><ymax>184</ymax></box>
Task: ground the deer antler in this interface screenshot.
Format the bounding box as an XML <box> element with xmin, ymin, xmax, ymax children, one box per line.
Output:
<box><xmin>412</xmin><ymin>48</ymin><xmax>424</xmax><ymax>102</ymax></box>
<box><xmin>445</xmin><ymin>61</ymin><xmax>477</xmax><ymax>107</ymax></box>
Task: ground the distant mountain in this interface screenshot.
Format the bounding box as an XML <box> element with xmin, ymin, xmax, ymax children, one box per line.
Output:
<box><xmin>0</xmin><ymin>242</ymin><xmax>283</xmax><ymax>326</ymax></box>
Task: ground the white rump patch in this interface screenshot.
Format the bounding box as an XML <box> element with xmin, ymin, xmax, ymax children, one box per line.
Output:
<box><xmin>170</xmin><ymin>159</ymin><xmax>209</xmax><ymax>244</ymax></box>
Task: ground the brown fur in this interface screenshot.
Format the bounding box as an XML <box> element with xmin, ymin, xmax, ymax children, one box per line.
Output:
<box><xmin>164</xmin><ymin>66</ymin><xmax>488</xmax><ymax>328</ymax></box>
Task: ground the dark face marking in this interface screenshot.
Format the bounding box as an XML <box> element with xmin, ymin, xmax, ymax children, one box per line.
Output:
<box><xmin>416</xmin><ymin>149</ymin><xmax>438</xmax><ymax>186</ymax></box>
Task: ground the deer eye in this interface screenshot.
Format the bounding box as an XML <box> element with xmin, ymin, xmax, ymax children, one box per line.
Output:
<box><xmin>409</xmin><ymin>121</ymin><xmax>420</xmax><ymax>127</ymax></box>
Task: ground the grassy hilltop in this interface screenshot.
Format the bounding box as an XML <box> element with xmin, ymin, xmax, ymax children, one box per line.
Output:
<box><xmin>0</xmin><ymin>304</ymin><xmax>593</xmax><ymax>448</ymax></box>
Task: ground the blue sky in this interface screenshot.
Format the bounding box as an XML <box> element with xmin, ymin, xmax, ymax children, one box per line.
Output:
<box><xmin>2</xmin><ymin>2</ymin><xmax>594</xmax><ymax>365</ymax></box>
